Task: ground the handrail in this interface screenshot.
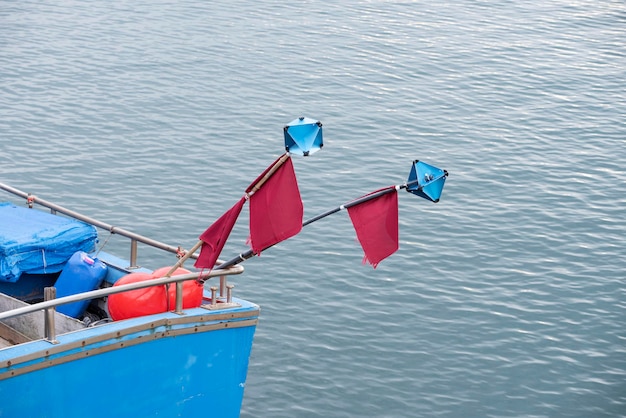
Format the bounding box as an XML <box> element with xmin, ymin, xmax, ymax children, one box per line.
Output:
<box><xmin>0</xmin><ymin>182</ymin><xmax>204</xmax><ymax>263</ymax></box>
<box><xmin>0</xmin><ymin>182</ymin><xmax>247</xmax><ymax>345</ymax></box>
<box><xmin>0</xmin><ymin>266</ymin><xmax>243</xmax><ymax>322</ymax></box>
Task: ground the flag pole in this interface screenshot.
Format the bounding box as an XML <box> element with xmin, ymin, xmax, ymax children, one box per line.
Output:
<box><xmin>302</xmin><ymin>170</ymin><xmax>447</xmax><ymax>225</ymax></box>
<box><xmin>247</xmin><ymin>153</ymin><xmax>291</xmax><ymax>195</ymax></box>
<box><xmin>162</xmin><ymin>153</ymin><xmax>292</xmax><ymax>277</ymax></box>
<box><xmin>215</xmin><ymin>170</ymin><xmax>448</xmax><ymax>270</ymax></box>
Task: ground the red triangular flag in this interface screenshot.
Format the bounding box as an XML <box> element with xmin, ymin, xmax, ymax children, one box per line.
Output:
<box><xmin>347</xmin><ymin>187</ymin><xmax>399</xmax><ymax>268</ymax></box>
<box><xmin>246</xmin><ymin>155</ymin><xmax>303</xmax><ymax>254</ymax></box>
<box><xmin>194</xmin><ymin>197</ymin><xmax>246</xmax><ymax>269</ymax></box>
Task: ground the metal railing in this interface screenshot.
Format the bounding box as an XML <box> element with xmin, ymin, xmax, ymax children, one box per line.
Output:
<box><xmin>0</xmin><ymin>267</ymin><xmax>244</xmax><ymax>343</ymax></box>
<box><xmin>0</xmin><ymin>182</ymin><xmax>198</xmax><ymax>267</ymax></box>
<box><xmin>0</xmin><ymin>182</ymin><xmax>245</xmax><ymax>344</ymax></box>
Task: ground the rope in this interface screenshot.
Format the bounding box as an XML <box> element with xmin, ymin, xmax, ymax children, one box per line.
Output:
<box><xmin>95</xmin><ymin>231</ymin><xmax>114</xmax><ymax>257</ymax></box>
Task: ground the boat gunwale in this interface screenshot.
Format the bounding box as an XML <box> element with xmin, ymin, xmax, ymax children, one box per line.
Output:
<box><xmin>0</xmin><ymin>306</ymin><xmax>260</xmax><ymax>380</ymax></box>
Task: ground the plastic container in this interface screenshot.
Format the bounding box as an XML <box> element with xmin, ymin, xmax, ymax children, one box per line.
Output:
<box><xmin>55</xmin><ymin>251</ymin><xmax>108</xmax><ymax>318</ymax></box>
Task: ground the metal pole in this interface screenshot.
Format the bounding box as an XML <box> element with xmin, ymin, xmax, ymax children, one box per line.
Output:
<box><xmin>210</xmin><ymin>287</ymin><xmax>218</xmax><ymax>307</ymax></box>
<box><xmin>130</xmin><ymin>239</ymin><xmax>139</xmax><ymax>269</ymax></box>
<box><xmin>220</xmin><ymin>276</ymin><xmax>226</xmax><ymax>298</ymax></box>
<box><xmin>226</xmin><ymin>284</ymin><xmax>234</xmax><ymax>304</ymax></box>
<box><xmin>175</xmin><ymin>282</ymin><xmax>184</xmax><ymax>315</ymax></box>
<box><xmin>0</xmin><ymin>182</ymin><xmax>196</xmax><ymax>260</ymax></box>
<box><xmin>44</xmin><ymin>287</ymin><xmax>59</xmax><ymax>344</ymax></box>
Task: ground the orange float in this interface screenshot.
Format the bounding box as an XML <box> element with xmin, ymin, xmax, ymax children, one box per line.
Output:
<box><xmin>151</xmin><ymin>266</ymin><xmax>203</xmax><ymax>310</ymax></box>
<box><xmin>108</xmin><ymin>267</ymin><xmax>203</xmax><ymax>321</ymax></box>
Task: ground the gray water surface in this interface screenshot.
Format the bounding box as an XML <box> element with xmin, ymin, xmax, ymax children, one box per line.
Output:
<box><xmin>1</xmin><ymin>1</ymin><xmax>625</xmax><ymax>416</ymax></box>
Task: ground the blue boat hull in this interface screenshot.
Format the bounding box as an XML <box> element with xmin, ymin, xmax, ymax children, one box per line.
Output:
<box><xmin>0</xmin><ymin>303</ymin><xmax>258</xmax><ymax>417</ymax></box>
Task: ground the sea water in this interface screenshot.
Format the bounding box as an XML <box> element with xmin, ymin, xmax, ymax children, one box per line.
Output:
<box><xmin>1</xmin><ymin>1</ymin><xmax>625</xmax><ymax>417</ymax></box>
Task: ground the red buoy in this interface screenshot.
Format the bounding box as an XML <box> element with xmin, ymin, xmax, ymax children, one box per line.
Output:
<box><xmin>108</xmin><ymin>267</ymin><xmax>204</xmax><ymax>321</ymax></box>
<box><xmin>107</xmin><ymin>272</ymin><xmax>166</xmax><ymax>321</ymax></box>
<box><xmin>151</xmin><ymin>266</ymin><xmax>203</xmax><ymax>310</ymax></box>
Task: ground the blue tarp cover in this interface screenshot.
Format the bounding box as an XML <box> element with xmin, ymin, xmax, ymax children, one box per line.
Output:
<box><xmin>0</xmin><ymin>202</ymin><xmax>98</xmax><ymax>282</ymax></box>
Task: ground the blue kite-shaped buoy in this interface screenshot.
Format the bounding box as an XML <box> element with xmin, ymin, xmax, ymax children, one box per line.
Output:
<box><xmin>284</xmin><ymin>117</ymin><xmax>323</xmax><ymax>156</ymax></box>
<box><xmin>406</xmin><ymin>160</ymin><xmax>448</xmax><ymax>202</ymax></box>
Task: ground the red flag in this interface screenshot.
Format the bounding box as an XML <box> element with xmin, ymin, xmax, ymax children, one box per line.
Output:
<box><xmin>246</xmin><ymin>155</ymin><xmax>303</xmax><ymax>254</ymax></box>
<box><xmin>347</xmin><ymin>187</ymin><xmax>399</xmax><ymax>268</ymax></box>
<box><xmin>194</xmin><ymin>197</ymin><xmax>246</xmax><ymax>269</ymax></box>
